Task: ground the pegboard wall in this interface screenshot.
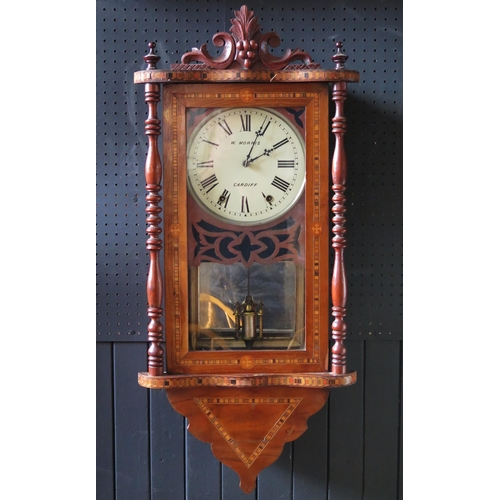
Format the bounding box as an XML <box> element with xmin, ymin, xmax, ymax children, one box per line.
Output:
<box><xmin>96</xmin><ymin>0</ymin><xmax>402</xmax><ymax>342</ymax></box>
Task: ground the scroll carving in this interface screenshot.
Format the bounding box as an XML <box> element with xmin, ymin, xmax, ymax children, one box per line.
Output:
<box><xmin>179</xmin><ymin>5</ymin><xmax>314</xmax><ymax>70</ymax></box>
<box><xmin>144</xmin><ymin>43</ymin><xmax>165</xmax><ymax>376</ymax></box>
<box><xmin>191</xmin><ymin>217</ymin><xmax>302</xmax><ymax>267</ymax></box>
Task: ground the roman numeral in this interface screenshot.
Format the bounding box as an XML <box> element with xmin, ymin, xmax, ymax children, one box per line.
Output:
<box><xmin>277</xmin><ymin>159</ymin><xmax>295</xmax><ymax>168</ymax></box>
<box><xmin>197</xmin><ymin>160</ymin><xmax>214</xmax><ymax>168</ymax></box>
<box><xmin>218</xmin><ymin>119</ymin><xmax>233</xmax><ymax>137</ymax></box>
<box><xmin>273</xmin><ymin>138</ymin><xmax>289</xmax><ymax>150</ymax></box>
<box><xmin>241</xmin><ymin>196</ymin><xmax>250</xmax><ymax>213</ymax></box>
<box><xmin>201</xmin><ymin>173</ymin><xmax>219</xmax><ymax>193</ymax></box>
<box><xmin>271</xmin><ymin>176</ymin><xmax>290</xmax><ymax>193</ymax></box>
<box><xmin>240</xmin><ymin>114</ymin><xmax>251</xmax><ymax>132</ymax></box>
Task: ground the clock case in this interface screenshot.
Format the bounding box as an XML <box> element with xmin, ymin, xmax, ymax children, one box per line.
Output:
<box><xmin>134</xmin><ymin>5</ymin><xmax>359</xmax><ymax>493</ymax></box>
<box><xmin>165</xmin><ymin>83</ymin><xmax>328</xmax><ymax>374</ymax></box>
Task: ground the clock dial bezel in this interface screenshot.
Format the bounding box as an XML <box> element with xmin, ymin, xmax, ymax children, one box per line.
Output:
<box><xmin>186</xmin><ymin>106</ymin><xmax>306</xmax><ymax>226</ymax></box>
<box><xmin>162</xmin><ymin>82</ymin><xmax>331</xmax><ymax>374</ymax></box>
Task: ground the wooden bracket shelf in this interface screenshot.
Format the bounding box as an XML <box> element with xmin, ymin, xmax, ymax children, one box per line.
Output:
<box><xmin>140</xmin><ymin>372</ymin><xmax>355</xmax><ymax>493</ymax></box>
<box><xmin>138</xmin><ymin>371</ymin><xmax>356</xmax><ymax>389</ymax></box>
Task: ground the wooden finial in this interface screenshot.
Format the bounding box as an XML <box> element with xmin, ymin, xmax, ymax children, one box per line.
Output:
<box><xmin>332</xmin><ymin>41</ymin><xmax>348</xmax><ymax>70</ymax></box>
<box><xmin>144</xmin><ymin>42</ymin><xmax>160</xmax><ymax>69</ymax></box>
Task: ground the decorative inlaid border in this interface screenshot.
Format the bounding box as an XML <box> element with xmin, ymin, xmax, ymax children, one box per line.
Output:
<box><xmin>135</xmin><ymin>68</ymin><xmax>359</xmax><ymax>84</ymax></box>
<box><xmin>194</xmin><ymin>397</ymin><xmax>302</xmax><ymax>467</ymax></box>
<box><xmin>138</xmin><ymin>371</ymin><xmax>356</xmax><ymax>389</ymax></box>
<box><xmin>171</xmin><ymin>96</ymin><xmax>183</xmax><ymax>364</ymax></box>
<box><xmin>164</xmin><ymin>83</ymin><xmax>330</xmax><ymax>371</ymax></box>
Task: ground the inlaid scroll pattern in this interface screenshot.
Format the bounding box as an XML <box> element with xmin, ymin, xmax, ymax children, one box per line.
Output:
<box><xmin>144</xmin><ymin>43</ymin><xmax>164</xmax><ymax>376</ymax></box>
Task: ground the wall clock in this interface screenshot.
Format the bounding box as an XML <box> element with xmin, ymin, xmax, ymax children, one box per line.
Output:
<box><xmin>134</xmin><ymin>5</ymin><xmax>359</xmax><ymax>493</ymax></box>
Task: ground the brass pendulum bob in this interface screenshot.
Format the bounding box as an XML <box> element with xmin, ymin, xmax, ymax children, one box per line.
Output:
<box><xmin>233</xmin><ymin>269</ymin><xmax>264</xmax><ymax>349</ymax></box>
<box><xmin>241</xmin><ymin>295</ymin><xmax>257</xmax><ymax>349</ymax></box>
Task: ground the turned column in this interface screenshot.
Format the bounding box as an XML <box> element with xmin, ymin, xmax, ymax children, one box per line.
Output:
<box><xmin>143</xmin><ymin>43</ymin><xmax>164</xmax><ymax>376</ymax></box>
<box><xmin>330</xmin><ymin>43</ymin><xmax>349</xmax><ymax>375</ymax></box>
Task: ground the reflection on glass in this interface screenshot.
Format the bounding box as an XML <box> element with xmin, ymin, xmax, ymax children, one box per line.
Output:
<box><xmin>189</xmin><ymin>262</ymin><xmax>304</xmax><ymax>350</ymax></box>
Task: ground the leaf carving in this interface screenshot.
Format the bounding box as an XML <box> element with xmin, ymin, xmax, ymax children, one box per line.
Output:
<box><xmin>230</xmin><ymin>5</ymin><xmax>260</xmax><ymax>41</ymax></box>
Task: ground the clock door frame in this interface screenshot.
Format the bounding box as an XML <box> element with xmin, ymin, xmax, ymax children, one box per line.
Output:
<box><xmin>162</xmin><ymin>82</ymin><xmax>331</xmax><ymax>374</ymax></box>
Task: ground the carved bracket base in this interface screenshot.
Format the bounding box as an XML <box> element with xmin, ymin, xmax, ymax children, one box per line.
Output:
<box><xmin>166</xmin><ymin>386</ymin><xmax>330</xmax><ymax>493</ymax></box>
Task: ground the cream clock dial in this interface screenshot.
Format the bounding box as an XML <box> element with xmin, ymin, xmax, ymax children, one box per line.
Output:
<box><xmin>186</xmin><ymin>107</ymin><xmax>305</xmax><ymax>225</ymax></box>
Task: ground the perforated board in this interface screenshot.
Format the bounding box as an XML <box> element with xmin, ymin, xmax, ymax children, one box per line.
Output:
<box><xmin>96</xmin><ymin>0</ymin><xmax>402</xmax><ymax>342</ymax></box>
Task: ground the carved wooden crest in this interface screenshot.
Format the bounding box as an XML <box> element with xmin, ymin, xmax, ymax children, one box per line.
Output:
<box><xmin>176</xmin><ymin>5</ymin><xmax>318</xmax><ymax>70</ymax></box>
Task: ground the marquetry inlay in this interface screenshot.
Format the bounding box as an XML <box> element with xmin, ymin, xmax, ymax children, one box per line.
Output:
<box><xmin>240</xmin><ymin>355</ymin><xmax>255</xmax><ymax>369</ymax></box>
<box><xmin>134</xmin><ymin>68</ymin><xmax>359</xmax><ymax>85</ymax></box>
<box><xmin>138</xmin><ymin>372</ymin><xmax>357</xmax><ymax>389</ymax></box>
<box><xmin>239</xmin><ymin>88</ymin><xmax>254</xmax><ymax>102</ymax></box>
<box><xmin>168</xmin><ymin>223</ymin><xmax>182</xmax><ymax>237</ymax></box>
<box><xmin>194</xmin><ymin>397</ymin><xmax>302</xmax><ymax>467</ymax></box>
<box><xmin>165</xmin><ymin>87</ymin><xmax>325</xmax><ymax>369</ymax></box>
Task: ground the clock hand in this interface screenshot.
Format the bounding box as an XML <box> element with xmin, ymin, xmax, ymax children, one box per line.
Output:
<box><xmin>247</xmin><ymin>150</ymin><xmax>269</xmax><ymax>164</ymax></box>
<box><xmin>246</xmin><ymin>137</ymin><xmax>289</xmax><ymax>165</ymax></box>
<box><xmin>243</xmin><ymin>117</ymin><xmax>271</xmax><ymax>167</ymax></box>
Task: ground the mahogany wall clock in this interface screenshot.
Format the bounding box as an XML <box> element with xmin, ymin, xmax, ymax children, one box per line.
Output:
<box><xmin>134</xmin><ymin>5</ymin><xmax>359</xmax><ymax>493</ymax></box>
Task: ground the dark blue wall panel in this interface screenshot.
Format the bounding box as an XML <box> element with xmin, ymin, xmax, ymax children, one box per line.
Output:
<box><xmin>329</xmin><ymin>340</ymin><xmax>365</xmax><ymax>500</ymax></box>
<box><xmin>150</xmin><ymin>390</ymin><xmax>186</xmax><ymax>499</ymax></box>
<box><xmin>257</xmin><ymin>442</ymin><xmax>292</xmax><ymax>499</ymax></box>
<box><xmin>97</xmin><ymin>343</ymin><xmax>115</xmax><ymax>500</ymax></box>
<box><xmin>113</xmin><ymin>343</ymin><xmax>150</xmax><ymax>500</ymax></box>
<box><xmin>363</xmin><ymin>341</ymin><xmax>401</xmax><ymax>500</ymax></box>
<box><xmin>293</xmin><ymin>405</ymin><xmax>329</xmax><ymax>500</ymax></box>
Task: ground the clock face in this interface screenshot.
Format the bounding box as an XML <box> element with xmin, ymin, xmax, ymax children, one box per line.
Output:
<box><xmin>186</xmin><ymin>107</ymin><xmax>305</xmax><ymax>225</ymax></box>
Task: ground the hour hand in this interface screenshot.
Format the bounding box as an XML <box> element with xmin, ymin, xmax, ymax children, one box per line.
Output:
<box><xmin>246</xmin><ymin>150</ymin><xmax>269</xmax><ymax>164</ymax></box>
<box><xmin>247</xmin><ymin>138</ymin><xmax>289</xmax><ymax>165</ymax></box>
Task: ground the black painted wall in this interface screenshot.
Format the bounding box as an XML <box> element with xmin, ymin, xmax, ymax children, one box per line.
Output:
<box><xmin>96</xmin><ymin>1</ymin><xmax>403</xmax><ymax>498</ymax></box>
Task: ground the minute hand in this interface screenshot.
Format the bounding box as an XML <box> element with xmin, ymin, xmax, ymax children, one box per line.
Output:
<box><xmin>247</xmin><ymin>138</ymin><xmax>289</xmax><ymax>165</ymax></box>
<box><xmin>243</xmin><ymin>118</ymin><xmax>271</xmax><ymax>167</ymax></box>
